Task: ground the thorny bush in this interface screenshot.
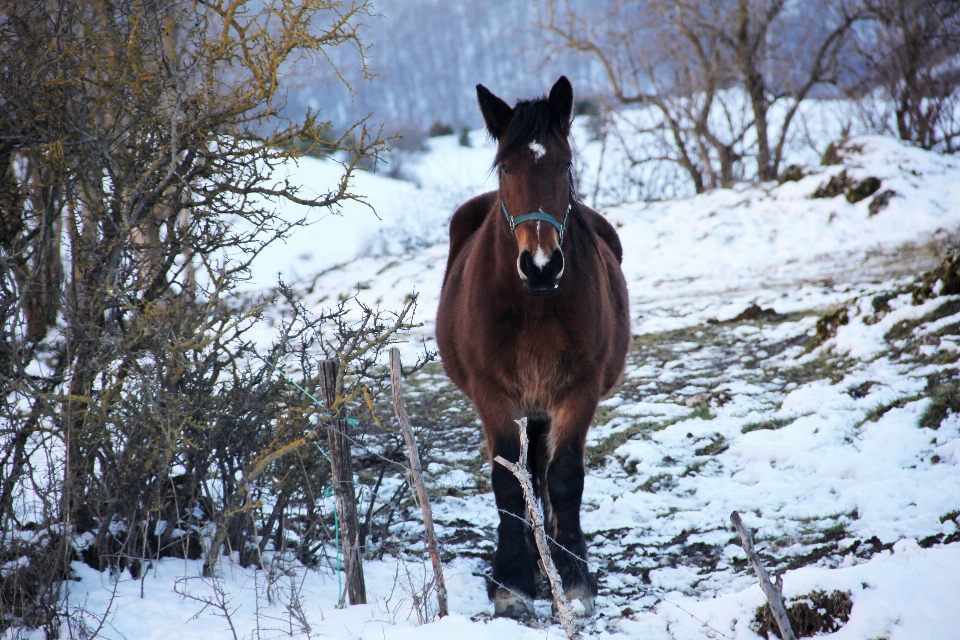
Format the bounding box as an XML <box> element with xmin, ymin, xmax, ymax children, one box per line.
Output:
<box><xmin>0</xmin><ymin>0</ymin><xmax>428</xmax><ymax>633</ymax></box>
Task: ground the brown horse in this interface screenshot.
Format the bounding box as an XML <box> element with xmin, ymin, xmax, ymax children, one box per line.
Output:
<box><xmin>436</xmin><ymin>77</ymin><xmax>630</xmax><ymax>617</ymax></box>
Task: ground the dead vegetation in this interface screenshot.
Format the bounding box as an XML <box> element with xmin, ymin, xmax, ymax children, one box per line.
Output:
<box><xmin>913</xmin><ymin>247</ymin><xmax>960</xmax><ymax>304</ymax></box>
<box><xmin>810</xmin><ymin>170</ymin><xmax>881</xmax><ymax>203</ymax></box>
<box><xmin>752</xmin><ymin>590</ymin><xmax>853</xmax><ymax>639</ymax></box>
<box><xmin>815</xmin><ymin>308</ymin><xmax>849</xmax><ymax>343</ymax></box>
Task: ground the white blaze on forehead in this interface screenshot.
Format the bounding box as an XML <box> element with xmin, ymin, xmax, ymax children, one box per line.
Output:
<box><xmin>529</xmin><ymin>140</ymin><xmax>547</xmax><ymax>161</ymax></box>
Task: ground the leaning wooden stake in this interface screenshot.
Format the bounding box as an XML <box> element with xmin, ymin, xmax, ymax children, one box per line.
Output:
<box><xmin>320</xmin><ymin>359</ymin><xmax>366</xmax><ymax>606</ymax></box>
<box><xmin>389</xmin><ymin>348</ymin><xmax>448</xmax><ymax>618</ymax></box>
<box><xmin>730</xmin><ymin>511</ymin><xmax>795</xmax><ymax>640</ymax></box>
<box><xmin>495</xmin><ymin>418</ymin><xmax>579</xmax><ymax>640</ymax></box>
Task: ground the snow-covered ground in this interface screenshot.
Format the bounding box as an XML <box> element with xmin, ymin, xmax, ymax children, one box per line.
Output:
<box><xmin>53</xmin><ymin>129</ymin><xmax>960</xmax><ymax>640</ymax></box>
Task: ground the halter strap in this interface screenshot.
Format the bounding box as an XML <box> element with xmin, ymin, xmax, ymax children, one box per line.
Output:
<box><xmin>501</xmin><ymin>201</ymin><xmax>571</xmax><ymax>245</ymax></box>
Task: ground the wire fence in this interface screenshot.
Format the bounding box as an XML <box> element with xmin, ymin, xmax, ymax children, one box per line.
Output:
<box><xmin>267</xmin><ymin>357</ymin><xmax>739</xmax><ymax>639</ymax></box>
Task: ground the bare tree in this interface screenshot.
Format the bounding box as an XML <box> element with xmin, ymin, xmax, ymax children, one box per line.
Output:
<box><xmin>853</xmin><ymin>0</ymin><xmax>960</xmax><ymax>152</ymax></box>
<box><xmin>542</xmin><ymin>0</ymin><xmax>861</xmax><ymax>191</ymax></box>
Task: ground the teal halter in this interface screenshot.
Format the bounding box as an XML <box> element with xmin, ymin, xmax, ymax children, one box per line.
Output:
<box><xmin>501</xmin><ymin>201</ymin><xmax>570</xmax><ymax>245</ymax></box>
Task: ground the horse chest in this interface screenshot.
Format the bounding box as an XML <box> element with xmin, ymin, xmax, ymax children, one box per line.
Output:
<box><xmin>490</xmin><ymin>311</ymin><xmax>582</xmax><ymax>400</ymax></box>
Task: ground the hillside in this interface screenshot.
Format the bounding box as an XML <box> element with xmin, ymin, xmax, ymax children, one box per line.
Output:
<box><xmin>60</xmin><ymin>135</ymin><xmax>960</xmax><ymax>640</ymax></box>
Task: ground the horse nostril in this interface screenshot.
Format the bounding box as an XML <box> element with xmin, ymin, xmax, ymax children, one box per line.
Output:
<box><xmin>518</xmin><ymin>248</ymin><xmax>564</xmax><ymax>288</ymax></box>
<box><xmin>518</xmin><ymin>250</ymin><xmax>535</xmax><ymax>279</ymax></box>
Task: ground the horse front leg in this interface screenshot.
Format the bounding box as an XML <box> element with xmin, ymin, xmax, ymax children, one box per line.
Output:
<box><xmin>545</xmin><ymin>393</ymin><xmax>598</xmax><ymax>614</ymax></box>
<box><xmin>477</xmin><ymin>400</ymin><xmax>538</xmax><ymax>617</ymax></box>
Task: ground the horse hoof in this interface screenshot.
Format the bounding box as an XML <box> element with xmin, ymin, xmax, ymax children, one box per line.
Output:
<box><xmin>493</xmin><ymin>588</ymin><xmax>534</xmax><ymax>618</ymax></box>
<box><xmin>553</xmin><ymin>585</ymin><xmax>595</xmax><ymax>617</ymax></box>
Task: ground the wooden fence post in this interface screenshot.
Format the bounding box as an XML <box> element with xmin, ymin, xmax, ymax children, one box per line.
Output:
<box><xmin>320</xmin><ymin>359</ymin><xmax>366</xmax><ymax>606</ymax></box>
<box><xmin>389</xmin><ymin>348</ymin><xmax>448</xmax><ymax>618</ymax></box>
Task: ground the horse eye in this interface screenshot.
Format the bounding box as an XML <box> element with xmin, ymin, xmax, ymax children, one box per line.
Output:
<box><xmin>501</xmin><ymin>164</ymin><xmax>510</xmax><ymax>174</ymax></box>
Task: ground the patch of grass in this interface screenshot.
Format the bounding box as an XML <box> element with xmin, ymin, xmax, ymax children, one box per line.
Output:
<box><xmin>815</xmin><ymin>308</ymin><xmax>848</xmax><ymax>343</ymax></box>
<box><xmin>848</xmin><ymin>380</ymin><xmax>876</xmax><ymax>398</ymax></box>
<box><xmin>913</xmin><ymin>249</ymin><xmax>960</xmax><ymax>304</ymax></box>
<box><xmin>919</xmin><ymin>380</ymin><xmax>960</xmax><ymax>430</ymax></box>
<box><xmin>846</xmin><ymin>176</ymin><xmax>881</xmax><ymax>204</ymax></box>
<box><xmin>781</xmin><ymin>353</ymin><xmax>857</xmax><ymax>386</ymax></box>
<box><xmin>753</xmin><ymin>590</ymin><xmax>853</xmax><ymax>639</ymax></box>
<box><xmin>688</xmin><ymin>405</ymin><xmax>715</xmax><ymax>420</ymax></box>
<box><xmin>694</xmin><ymin>434</ymin><xmax>728</xmax><ymax>456</ymax></box>
<box><xmin>588</xmin><ymin>421</ymin><xmax>658</xmax><ymax>466</ymax></box>
<box><xmin>742</xmin><ymin>416</ymin><xmax>798</xmax><ymax>434</ymax></box>
<box><xmin>871</xmin><ymin>292</ymin><xmax>899</xmax><ymax>314</ymax></box>
<box><xmin>590</xmin><ymin>414</ymin><xmax>692</xmax><ymax>465</ymax></box>
<box><xmin>681</xmin><ymin>459</ymin><xmax>708</xmax><ymax>477</ymax></box>
<box><xmin>919</xmin><ymin>510</ymin><xmax>960</xmax><ymax>547</ymax></box>
<box><xmin>638</xmin><ymin>473</ymin><xmax>678</xmax><ymax>493</ymax></box>
<box><xmin>592</xmin><ymin>403</ymin><xmax>619</xmax><ymax>428</ymax></box>
<box><xmin>885</xmin><ymin>297</ymin><xmax>960</xmax><ymax>343</ymax></box>
<box><xmin>857</xmin><ymin>394</ymin><xmax>924</xmax><ymax>427</ymax></box>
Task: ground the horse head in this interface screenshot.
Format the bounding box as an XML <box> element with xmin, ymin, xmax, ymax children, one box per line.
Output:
<box><xmin>477</xmin><ymin>77</ymin><xmax>575</xmax><ymax>296</ymax></box>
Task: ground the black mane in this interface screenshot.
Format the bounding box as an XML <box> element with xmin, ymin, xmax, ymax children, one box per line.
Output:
<box><xmin>493</xmin><ymin>97</ymin><xmax>566</xmax><ymax>167</ymax></box>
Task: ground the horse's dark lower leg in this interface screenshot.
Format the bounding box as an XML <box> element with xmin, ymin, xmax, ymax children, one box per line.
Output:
<box><xmin>488</xmin><ymin>432</ymin><xmax>537</xmax><ymax>616</ymax></box>
<box><xmin>525</xmin><ymin>415</ymin><xmax>551</xmax><ymax>513</ymax></box>
<box><xmin>546</xmin><ymin>437</ymin><xmax>596</xmax><ymax>608</ymax></box>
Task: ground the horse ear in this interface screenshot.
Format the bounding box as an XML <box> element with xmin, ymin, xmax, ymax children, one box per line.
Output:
<box><xmin>477</xmin><ymin>84</ymin><xmax>513</xmax><ymax>140</ymax></box>
<box><xmin>548</xmin><ymin>76</ymin><xmax>574</xmax><ymax>137</ymax></box>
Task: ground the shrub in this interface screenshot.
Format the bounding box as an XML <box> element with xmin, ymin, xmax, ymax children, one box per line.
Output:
<box><xmin>0</xmin><ymin>0</ymin><xmax>396</xmax><ymax>632</ymax></box>
<box><xmin>428</xmin><ymin>121</ymin><xmax>455</xmax><ymax>137</ymax></box>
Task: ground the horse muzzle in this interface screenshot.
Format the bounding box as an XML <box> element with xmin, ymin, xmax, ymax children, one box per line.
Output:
<box><xmin>518</xmin><ymin>247</ymin><xmax>564</xmax><ymax>296</ymax></box>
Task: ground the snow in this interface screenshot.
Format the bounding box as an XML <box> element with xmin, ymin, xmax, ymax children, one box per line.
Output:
<box><xmin>289</xmin><ymin>135</ymin><xmax>960</xmax><ymax>359</ymax></box>
<box><xmin>32</xmin><ymin>124</ymin><xmax>960</xmax><ymax>639</ymax></box>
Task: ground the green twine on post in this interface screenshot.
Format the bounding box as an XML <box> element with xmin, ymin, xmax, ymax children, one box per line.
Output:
<box><xmin>323</xmin><ymin>483</ymin><xmax>342</xmax><ymax>606</ymax></box>
<box><xmin>257</xmin><ymin>355</ymin><xmax>360</xmax><ymax>426</ymax></box>
<box><xmin>259</xmin><ymin>354</ymin><xmax>349</xmax><ymax>605</ymax></box>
